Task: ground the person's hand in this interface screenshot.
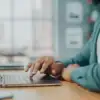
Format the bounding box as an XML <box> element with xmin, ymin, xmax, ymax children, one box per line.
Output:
<box><xmin>62</xmin><ymin>64</ymin><xmax>80</xmax><ymax>82</ymax></box>
<box><xmin>24</xmin><ymin>56</ymin><xmax>65</xmax><ymax>78</ymax></box>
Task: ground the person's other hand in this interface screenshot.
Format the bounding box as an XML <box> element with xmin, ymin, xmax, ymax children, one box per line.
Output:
<box><xmin>61</xmin><ymin>64</ymin><xmax>80</xmax><ymax>82</ymax></box>
<box><xmin>24</xmin><ymin>56</ymin><xmax>65</xmax><ymax>78</ymax></box>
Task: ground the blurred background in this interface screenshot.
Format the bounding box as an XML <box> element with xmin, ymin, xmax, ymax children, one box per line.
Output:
<box><xmin>0</xmin><ymin>0</ymin><xmax>99</xmax><ymax>67</ymax></box>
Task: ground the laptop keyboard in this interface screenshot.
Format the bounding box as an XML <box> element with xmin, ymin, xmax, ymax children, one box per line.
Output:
<box><xmin>0</xmin><ymin>72</ymin><xmax>61</xmax><ymax>87</ymax></box>
<box><xmin>4</xmin><ymin>74</ymin><xmax>30</xmax><ymax>84</ymax></box>
<box><xmin>0</xmin><ymin>73</ymin><xmax>32</xmax><ymax>85</ymax></box>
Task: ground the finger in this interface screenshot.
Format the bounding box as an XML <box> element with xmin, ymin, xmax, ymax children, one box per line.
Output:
<box><xmin>29</xmin><ymin>58</ymin><xmax>44</xmax><ymax>78</ymax></box>
<box><xmin>29</xmin><ymin>63</ymin><xmax>35</xmax><ymax>77</ymax></box>
<box><xmin>36</xmin><ymin>57</ymin><xmax>44</xmax><ymax>64</ymax></box>
<box><xmin>24</xmin><ymin>63</ymin><xmax>32</xmax><ymax>72</ymax></box>
<box><xmin>27</xmin><ymin>57</ymin><xmax>43</xmax><ymax>72</ymax></box>
<box><xmin>40</xmin><ymin>62</ymin><xmax>50</xmax><ymax>73</ymax></box>
<box><xmin>31</xmin><ymin>62</ymin><xmax>41</xmax><ymax>75</ymax></box>
<box><xmin>40</xmin><ymin>57</ymin><xmax>54</xmax><ymax>73</ymax></box>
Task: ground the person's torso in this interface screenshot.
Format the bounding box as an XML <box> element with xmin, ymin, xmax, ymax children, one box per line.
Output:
<box><xmin>89</xmin><ymin>19</ymin><xmax>100</xmax><ymax>64</ymax></box>
<box><xmin>97</xmin><ymin>32</ymin><xmax>100</xmax><ymax>63</ymax></box>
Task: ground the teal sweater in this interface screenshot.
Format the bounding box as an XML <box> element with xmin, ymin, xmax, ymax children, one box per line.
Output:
<box><xmin>59</xmin><ymin>19</ymin><xmax>100</xmax><ymax>92</ymax></box>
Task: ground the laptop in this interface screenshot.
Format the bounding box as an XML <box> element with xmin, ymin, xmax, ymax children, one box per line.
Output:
<box><xmin>0</xmin><ymin>72</ymin><xmax>61</xmax><ymax>87</ymax></box>
<box><xmin>0</xmin><ymin>63</ymin><xmax>24</xmax><ymax>70</ymax></box>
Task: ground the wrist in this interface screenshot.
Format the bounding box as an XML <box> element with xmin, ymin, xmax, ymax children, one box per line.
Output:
<box><xmin>61</xmin><ymin>68</ymin><xmax>70</xmax><ymax>81</ymax></box>
<box><xmin>61</xmin><ymin>67</ymin><xmax>77</xmax><ymax>81</ymax></box>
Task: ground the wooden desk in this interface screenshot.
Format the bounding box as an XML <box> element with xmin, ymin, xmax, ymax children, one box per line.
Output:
<box><xmin>0</xmin><ymin>70</ymin><xmax>100</xmax><ymax>100</ymax></box>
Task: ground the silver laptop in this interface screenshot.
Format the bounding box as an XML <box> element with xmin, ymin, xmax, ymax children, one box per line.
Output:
<box><xmin>0</xmin><ymin>63</ymin><xmax>24</xmax><ymax>70</ymax></box>
<box><xmin>0</xmin><ymin>72</ymin><xmax>61</xmax><ymax>87</ymax></box>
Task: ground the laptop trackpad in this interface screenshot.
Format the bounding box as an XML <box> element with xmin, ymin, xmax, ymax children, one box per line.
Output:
<box><xmin>31</xmin><ymin>71</ymin><xmax>59</xmax><ymax>84</ymax></box>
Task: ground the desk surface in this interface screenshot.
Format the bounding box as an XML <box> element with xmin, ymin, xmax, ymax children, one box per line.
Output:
<box><xmin>0</xmin><ymin>70</ymin><xmax>100</xmax><ymax>100</ymax></box>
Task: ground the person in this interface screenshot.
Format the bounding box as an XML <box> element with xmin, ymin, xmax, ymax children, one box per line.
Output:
<box><xmin>25</xmin><ymin>0</ymin><xmax>100</xmax><ymax>92</ymax></box>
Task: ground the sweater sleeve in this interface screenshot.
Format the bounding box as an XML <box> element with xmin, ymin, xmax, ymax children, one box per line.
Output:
<box><xmin>71</xmin><ymin>63</ymin><xmax>100</xmax><ymax>92</ymax></box>
<box><xmin>58</xmin><ymin>38</ymin><xmax>91</xmax><ymax>66</ymax></box>
<box><xmin>58</xmin><ymin>18</ymin><xmax>100</xmax><ymax>67</ymax></box>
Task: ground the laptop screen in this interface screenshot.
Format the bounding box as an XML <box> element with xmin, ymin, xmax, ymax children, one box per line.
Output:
<box><xmin>0</xmin><ymin>56</ymin><xmax>37</xmax><ymax>69</ymax></box>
